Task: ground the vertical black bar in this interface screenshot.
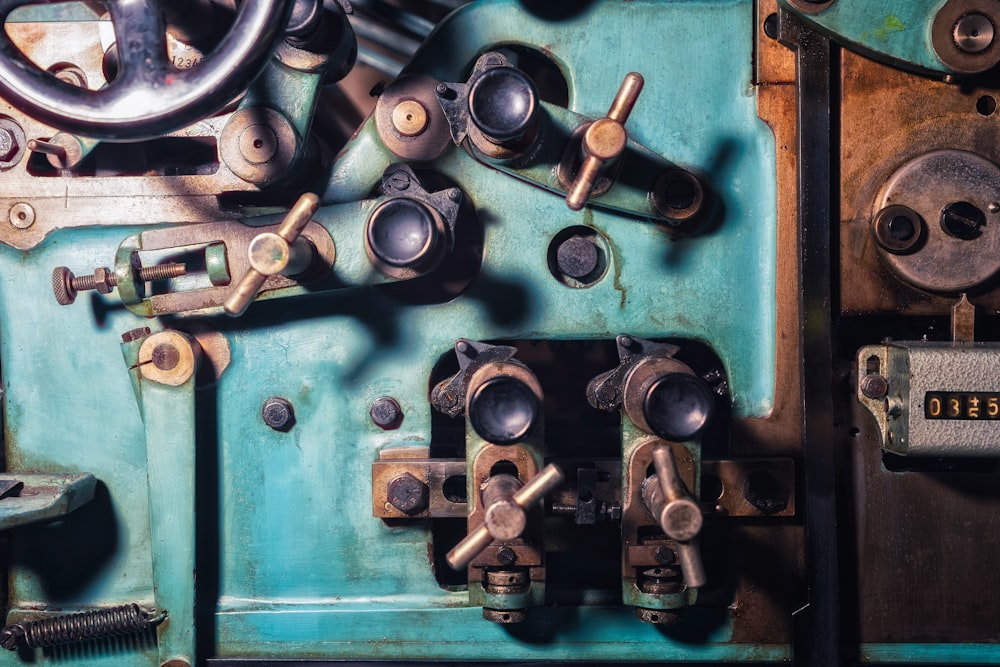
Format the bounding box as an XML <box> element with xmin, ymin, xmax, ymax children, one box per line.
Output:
<box><xmin>779</xmin><ymin>12</ymin><xmax>841</xmax><ymax>667</ymax></box>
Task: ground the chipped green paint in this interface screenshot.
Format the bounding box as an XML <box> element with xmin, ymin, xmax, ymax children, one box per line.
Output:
<box><xmin>1</xmin><ymin>1</ymin><xmax>780</xmax><ymax>664</ymax></box>
<box><xmin>779</xmin><ymin>0</ymin><xmax>951</xmax><ymax>74</ymax></box>
<box><xmin>872</xmin><ymin>14</ymin><xmax>906</xmax><ymax>41</ymax></box>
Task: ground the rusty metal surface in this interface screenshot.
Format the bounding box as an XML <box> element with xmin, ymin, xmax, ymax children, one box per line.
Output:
<box><xmin>840</xmin><ymin>49</ymin><xmax>1000</xmax><ymax>314</ymax></box>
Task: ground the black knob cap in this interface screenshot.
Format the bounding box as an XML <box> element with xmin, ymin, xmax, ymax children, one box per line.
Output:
<box><xmin>642</xmin><ymin>373</ymin><xmax>715</xmax><ymax>441</ymax></box>
<box><xmin>468</xmin><ymin>375</ymin><xmax>539</xmax><ymax>445</ymax></box>
<box><xmin>468</xmin><ymin>66</ymin><xmax>538</xmax><ymax>143</ymax></box>
<box><xmin>366</xmin><ymin>198</ymin><xmax>440</xmax><ymax>269</ymax></box>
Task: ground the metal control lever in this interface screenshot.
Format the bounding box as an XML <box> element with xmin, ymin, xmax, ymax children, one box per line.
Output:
<box><xmin>447</xmin><ymin>464</ymin><xmax>564</xmax><ymax>570</ymax></box>
<box><xmin>565</xmin><ymin>72</ymin><xmax>644</xmax><ymax>211</ymax></box>
<box><xmin>643</xmin><ymin>445</ymin><xmax>706</xmax><ymax>588</ymax></box>
<box><xmin>223</xmin><ymin>192</ymin><xmax>319</xmax><ymax>317</ymax></box>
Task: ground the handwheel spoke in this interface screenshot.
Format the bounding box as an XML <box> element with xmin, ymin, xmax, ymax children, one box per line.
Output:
<box><xmin>107</xmin><ymin>0</ymin><xmax>169</xmax><ymax>84</ymax></box>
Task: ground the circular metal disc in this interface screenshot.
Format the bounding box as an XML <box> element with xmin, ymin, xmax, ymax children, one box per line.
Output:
<box><xmin>875</xmin><ymin>149</ymin><xmax>1000</xmax><ymax>293</ymax></box>
<box><xmin>932</xmin><ymin>0</ymin><xmax>1000</xmax><ymax>74</ymax></box>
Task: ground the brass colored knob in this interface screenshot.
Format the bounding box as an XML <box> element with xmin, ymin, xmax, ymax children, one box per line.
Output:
<box><xmin>643</xmin><ymin>445</ymin><xmax>706</xmax><ymax>588</ymax></box>
<box><xmin>223</xmin><ymin>192</ymin><xmax>319</xmax><ymax>317</ymax></box>
<box><xmin>446</xmin><ymin>463</ymin><xmax>564</xmax><ymax>570</ymax></box>
<box><xmin>565</xmin><ymin>72</ymin><xmax>643</xmax><ymax>211</ymax></box>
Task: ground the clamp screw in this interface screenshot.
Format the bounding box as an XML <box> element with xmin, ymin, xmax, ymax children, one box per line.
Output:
<box><xmin>52</xmin><ymin>263</ymin><xmax>186</xmax><ymax>305</ymax></box>
<box><xmin>860</xmin><ymin>373</ymin><xmax>889</xmax><ymax>399</ymax></box>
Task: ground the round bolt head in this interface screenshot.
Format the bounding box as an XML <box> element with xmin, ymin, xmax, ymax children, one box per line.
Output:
<box><xmin>654</xmin><ymin>545</ymin><xmax>676</xmax><ymax>565</ymax></box>
<box><xmin>387</xmin><ymin>472</ymin><xmax>428</xmax><ymax>514</ymax></box>
<box><xmin>468</xmin><ymin>66</ymin><xmax>538</xmax><ymax>143</ymax></box>
<box><xmin>556</xmin><ymin>235</ymin><xmax>599</xmax><ymax>279</ymax></box>
<box><xmin>468</xmin><ymin>375</ymin><xmax>539</xmax><ymax>446</ymax></box>
<box><xmin>51</xmin><ymin>266</ymin><xmax>77</xmax><ymax>305</ymax></box>
<box><xmin>370</xmin><ymin>396</ymin><xmax>403</xmax><ymax>429</ymax></box>
<box><xmin>860</xmin><ymin>373</ymin><xmax>888</xmax><ymax>399</ymax></box>
<box><xmin>496</xmin><ymin>545</ymin><xmax>518</xmax><ymax>566</ymax></box>
<box><xmin>954</xmin><ymin>12</ymin><xmax>994</xmax><ymax>53</ymax></box>
<box><xmin>262</xmin><ymin>397</ymin><xmax>295</xmax><ymax>431</ymax></box>
<box><xmin>391</xmin><ymin>99</ymin><xmax>429</xmax><ymax>137</ymax></box>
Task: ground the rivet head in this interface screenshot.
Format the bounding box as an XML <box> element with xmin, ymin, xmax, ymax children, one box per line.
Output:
<box><xmin>9</xmin><ymin>202</ymin><xmax>34</xmax><ymax>229</ymax></box>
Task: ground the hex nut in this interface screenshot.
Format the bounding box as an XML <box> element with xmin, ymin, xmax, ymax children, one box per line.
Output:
<box><xmin>92</xmin><ymin>267</ymin><xmax>115</xmax><ymax>294</ymax></box>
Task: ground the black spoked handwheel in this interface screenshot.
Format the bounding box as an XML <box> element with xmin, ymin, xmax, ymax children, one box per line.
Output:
<box><xmin>0</xmin><ymin>0</ymin><xmax>294</xmax><ymax>141</ymax></box>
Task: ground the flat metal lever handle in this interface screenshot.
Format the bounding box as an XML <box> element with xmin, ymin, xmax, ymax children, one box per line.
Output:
<box><xmin>223</xmin><ymin>192</ymin><xmax>320</xmax><ymax>317</ymax></box>
<box><xmin>565</xmin><ymin>72</ymin><xmax>643</xmax><ymax>211</ymax></box>
<box><xmin>645</xmin><ymin>445</ymin><xmax>706</xmax><ymax>588</ymax></box>
<box><xmin>447</xmin><ymin>463</ymin><xmax>564</xmax><ymax>570</ymax></box>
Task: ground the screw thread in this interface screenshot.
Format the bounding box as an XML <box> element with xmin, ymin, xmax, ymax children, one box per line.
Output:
<box><xmin>70</xmin><ymin>274</ymin><xmax>104</xmax><ymax>291</ymax></box>
<box><xmin>138</xmin><ymin>263</ymin><xmax>186</xmax><ymax>282</ymax></box>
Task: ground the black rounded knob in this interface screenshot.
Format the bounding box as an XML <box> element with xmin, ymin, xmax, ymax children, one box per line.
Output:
<box><xmin>642</xmin><ymin>373</ymin><xmax>715</xmax><ymax>441</ymax></box>
<box><xmin>468</xmin><ymin>66</ymin><xmax>538</xmax><ymax>143</ymax></box>
<box><xmin>468</xmin><ymin>375</ymin><xmax>539</xmax><ymax>445</ymax></box>
<box><xmin>366</xmin><ymin>198</ymin><xmax>440</xmax><ymax>269</ymax></box>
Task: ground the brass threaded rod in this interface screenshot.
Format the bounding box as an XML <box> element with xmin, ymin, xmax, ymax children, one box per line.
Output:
<box><xmin>71</xmin><ymin>263</ymin><xmax>186</xmax><ymax>291</ymax></box>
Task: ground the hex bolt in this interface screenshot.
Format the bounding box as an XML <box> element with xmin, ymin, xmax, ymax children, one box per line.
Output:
<box><xmin>940</xmin><ymin>201</ymin><xmax>986</xmax><ymax>240</ymax></box>
<box><xmin>744</xmin><ymin>469</ymin><xmax>788</xmax><ymax>515</ymax></box>
<box><xmin>953</xmin><ymin>12</ymin><xmax>994</xmax><ymax>54</ymax></box>
<box><xmin>261</xmin><ymin>397</ymin><xmax>295</xmax><ymax>432</ymax></box>
<box><xmin>52</xmin><ymin>263</ymin><xmax>187</xmax><ymax>305</ymax></box>
<box><xmin>387</xmin><ymin>472</ymin><xmax>429</xmax><ymax>514</ymax></box>
<box><xmin>860</xmin><ymin>373</ymin><xmax>888</xmax><ymax>399</ymax></box>
<box><xmin>370</xmin><ymin>396</ymin><xmax>403</xmax><ymax>429</ymax></box>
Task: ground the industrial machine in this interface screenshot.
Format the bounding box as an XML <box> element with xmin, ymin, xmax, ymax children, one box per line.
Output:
<box><xmin>0</xmin><ymin>0</ymin><xmax>997</xmax><ymax>664</ymax></box>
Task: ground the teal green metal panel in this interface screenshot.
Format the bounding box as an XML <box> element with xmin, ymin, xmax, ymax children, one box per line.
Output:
<box><xmin>2</xmin><ymin>0</ymin><xmax>781</xmax><ymax>663</ymax></box>
<box><xmin>778</xmin><ymin>0</ymin><xmax>949</xmax><ymax>74</ymax></box>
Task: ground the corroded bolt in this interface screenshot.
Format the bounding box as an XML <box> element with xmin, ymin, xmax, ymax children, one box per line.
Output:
<box><xmin>52</xmin><ymin>263</ymin><xmax>187</xmax><ymax>305</ymax></box>
<box><xmin>860</xmin><ymin>373</ymin><xmax>888</xmax><ymax>399</ymax></box>
<box><xmin>261</xmin><ymin>397</ymin><xmax>295</xmax><ymax>432</ymax></box>
<box><xmin>370</xmin><ymin>397</ymin><xmax>403</xmax><ymax>430</ymax></box>
<box><xmin>387</xmin><ymin>472</ymin><xmax>428</xmax><ymax>514</ymax></box>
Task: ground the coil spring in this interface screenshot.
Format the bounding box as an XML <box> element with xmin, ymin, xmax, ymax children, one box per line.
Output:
<box><xmin>0</xmin><ymin>603</ymin><xmax>167</xmax><ymax>650</ymax></box>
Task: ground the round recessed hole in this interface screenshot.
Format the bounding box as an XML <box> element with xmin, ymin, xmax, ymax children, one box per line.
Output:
<box><xmin>978</xmin><ymin>95</ymin><xmax>997</xmax><ymax>116</ymax></box>
<box><xmin>547</xmin><ymin>225</ymin><xmax>609</xmax><ymax>288</ymax></box>
<box><xmin>763</xmin><ymin>13</ymin><xmax>778</xmax><ymax>40</ymax></box>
